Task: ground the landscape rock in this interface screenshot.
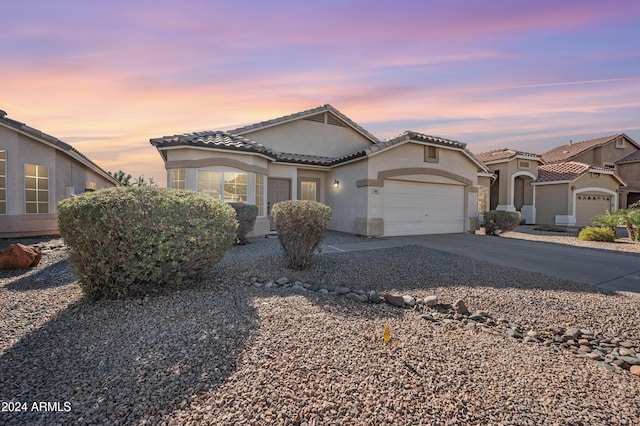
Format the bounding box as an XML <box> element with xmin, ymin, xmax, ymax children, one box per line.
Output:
<box><xmin>424</xmin><ymin>295</ymin><xmax>438</xmax><ymax>307</ymax></box>
<box><xmin>335</xmin><ymin>286</ymin><xmax>351</xmax><ymax>295</ymax></box>
<box><xmin>275</xmin><ymin>277</ymin><xmax>289</xmax><ymax>285</ymax></box>
<box><xmin>630</xmin><ymin>365</ymin><xmax>640</xmax><ymax>377</ymax></box>
<box><xmin>453</xmin><ymin>299</ymin><xmax>470</xmax><ymax>315</ymax></box>
<box><xmin>384</xmin><ymin>294</ymin><xmax>406</xmax><ymax>308</ymax></box>
<box><xmin>368</xmin><ymin>291</ymin><xmax>381</xmax><ymax>304</ymax></box>
<box><xmin>402</xmin><ymin>295</ymin><xmax>416</xmax><ymax>307</ymax></box>
<box><xmin>345</xmin><ymin>292</ymin><xmax>368</xmax><ymax>303</ymax></box>
<box><xmin>0</xmin><ymin>243</ymin><xmax>41</xmax><ymax>270</ymax></box>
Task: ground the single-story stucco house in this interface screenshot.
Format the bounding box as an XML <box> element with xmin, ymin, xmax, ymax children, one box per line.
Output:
<box><xmin>476</xmin><ymin>133</ymin><xmax>636</xmax><ymax>227</ymax></box>
<box><xmin>151</xmin><ymin>104</ymin><xmax>492</xmax><ymax>237</ymax></box>
<box><xmin>0</xmin><ymin>110</ymin><xmax>118</xmax><ymax>237</ymax></box>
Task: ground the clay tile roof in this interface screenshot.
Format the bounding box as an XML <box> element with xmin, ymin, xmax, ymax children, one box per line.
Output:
<box><xmin>150</xmin><ymin>129</ymin><xmax>367</xmax><ymax>166</ymax></box>
<box><xmin>150</xmin><ymin>130</ymin><xmax>279</xmax><ymax>159</ymax></box>
<box><xmin>616</xmin><ymin>149</ymin><xmax>640</xmax><ymax>164</ymax></box>
<box><xmin>379</xmin><ymin>131</ymin><xmax>466</xmax><ymax>150</ymax></box>
<box><xmin>228</xmin><ymin>104</ymin><xmax>380</xmax><ymax>144</ymax></box>
<box><xmin>541</xmin><ymin>134</ymin><xmax>624</xmax><ymax>164</ymax></box>
<box><xmin>475</xmin><ymin>148</ymin><xmax>541</xmax><ymax>163</ymax></box>
<box><xmin>536</xmin><ymin>161</ymin><xmax>621</xmax><ymax>183</ymax></box>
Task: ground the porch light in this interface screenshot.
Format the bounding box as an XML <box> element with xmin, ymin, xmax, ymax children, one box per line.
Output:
<box><xmin>333</xmin><ymin>179</ymin><xmax>340</xmax><ymax>188</ymax></box>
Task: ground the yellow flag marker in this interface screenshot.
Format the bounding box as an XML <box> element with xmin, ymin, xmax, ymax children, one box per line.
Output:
<box><xmin>383</xmin><ymin>321</ymin><xmax>391</xmax><ymax>342</ymax></box>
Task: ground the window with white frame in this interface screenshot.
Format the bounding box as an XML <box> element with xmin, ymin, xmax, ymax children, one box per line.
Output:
<box><xmin>299</xmin><ymin>178</ymin><xmax>320</xmax><ymax>201</ymax></box>
<box><xmin>0</xmin><ymin>150</ymin><xmax>6</xmax><ymax>214</ymax></box>
<box><xmin>198</xmin><ymin>170</ymin><xmax>266</xmax><ymax>214</ymax></box>
<box><xmin>170</xmin><ymin>168</ymin><xmax>185</xmax><ymax>189</ymax></box>
<box><xmin>25</xmin><ymin>164</ymin><xmax>49</xmax><ymax>214</ymax></box>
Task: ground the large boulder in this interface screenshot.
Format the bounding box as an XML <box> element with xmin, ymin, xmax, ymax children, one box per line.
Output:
<box><xmin>0</xmin><ymin>243</ymin><xmax>42</xmax><ymax>270</ymax></box>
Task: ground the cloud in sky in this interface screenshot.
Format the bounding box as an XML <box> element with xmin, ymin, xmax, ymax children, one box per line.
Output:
<box><xmin>1</xmin><ymin>0</ymin><xmax>640</xmax><ymax>185</ymax></box>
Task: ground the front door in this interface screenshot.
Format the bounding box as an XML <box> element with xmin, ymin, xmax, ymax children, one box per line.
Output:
<box><xmin>267</xmin><ymin>178</ymin><xmax>291</xmax><ymax>230</ymax></box>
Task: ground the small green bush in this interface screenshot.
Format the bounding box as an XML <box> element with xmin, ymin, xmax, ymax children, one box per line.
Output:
<box><xmin>484</xmin><ymin>210</ymin><xmax>522</xmax><ymax>236</ymax></box>
<box><xmin>229</xmin><ymin>203</ymin><xmax>258</xmax><ymax>244</ymax></box>
<box><xmin>58</xmin><ymin>187</ymin><xmax>238</xmax><ymax>300</ymax></box>
<box><xmin>272</xmin><ymin>200</ymin><xmax>332</xmax><ymax>269</ymax></box>
<box><xmin>578</xmin><ymin>226</ymin><xmax>616</xmax><ymax>242</ymax></box>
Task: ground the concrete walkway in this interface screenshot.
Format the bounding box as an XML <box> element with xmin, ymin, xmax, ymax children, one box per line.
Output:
<box><xmin>322</xmin><ymin>233</ymin><xmax>640</xmax><ymax>294</ymax></box>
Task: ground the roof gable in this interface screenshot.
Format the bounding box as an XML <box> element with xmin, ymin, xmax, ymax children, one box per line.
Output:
<box><xmin>365</xmin><ymin>131</ymin><xmax>489</xmax><ymax>172</ymax></box>
<box><xmin>541</xmin><ymin>134</ymin><xmax>639</xmax><ymax>164</ymax></box>
<box><xmin>0</xmin><ymin>112</ymin><xmax>118</xmax><ymax>185</ymax></box>
<box><xmin>229</xmin><ymin>104</ymin><xmax>380</xmax><ymax>144</ymax></box>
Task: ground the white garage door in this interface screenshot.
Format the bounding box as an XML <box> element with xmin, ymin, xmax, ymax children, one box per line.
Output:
<box><xmin>383</xmin><ymin>180</ymin><xmax>465</xmax><ymax>236</ymax></box>
<box><xmin>575</xmin><ymin>193</ymin><xmax>612</xmax><ymax>227</ymax></box>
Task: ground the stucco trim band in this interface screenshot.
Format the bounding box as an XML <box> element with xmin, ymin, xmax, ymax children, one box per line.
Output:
<box><xmin>165</xmin><ymin>158</ymin><xmax>268</xmax><ymax>175</ymax></box>
<box><xmin>356</xmin><ymin>167</ymin><xmax>473</xmax><ymax>188</ymax></box>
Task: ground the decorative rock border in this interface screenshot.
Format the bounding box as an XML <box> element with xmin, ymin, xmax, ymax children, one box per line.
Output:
<box><xmin>242</xmin><ymin>276</ymin><xmax>640</xmax><ymax>378</ymax></box>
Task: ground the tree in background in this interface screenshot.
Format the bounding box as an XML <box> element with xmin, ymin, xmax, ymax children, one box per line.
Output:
<box><xmin>109</xmin><ymin>170</ymin><xmax>156</xmax><ymax>187</ymax></box>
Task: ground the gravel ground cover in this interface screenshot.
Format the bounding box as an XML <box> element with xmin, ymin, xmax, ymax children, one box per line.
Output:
<box><xmin>0</xmin><ymin>232</ymin><xmax>639</xmax><ymax>425</ymax></box>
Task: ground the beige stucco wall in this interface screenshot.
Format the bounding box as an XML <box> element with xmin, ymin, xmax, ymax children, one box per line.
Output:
<box><xmin>617</xmin><ymin>162</ymin><xmax>640</xmax><ymax>188</ymax></box>
<box><xmin>534</xmin><ymin>173</ymin><xmax>620</xmax><ymax>226</ymax></box>
<box><xmin>241</xmin><ymin>119</ymin><xmax>373</xmax><ymax>158</ymax></box>
<box><xmin>571</xmin><ymin>139</ymin><xmax>636</xmax><ymax>166</ymax></box>
<box><xmin>484</xmin><ymin>158</ymin><xmax>539</xmax><ymax>209</ymax></box>
<box><xmin>0</xmin><ymin>126</ymin><xmax>115</xmax><ymax>237</ymax></box>
<box><xmin>535</xmin><ymin>184</ymin><xmax>569</xmax><ymax>225</ymax></box>
<box><xmin>326</xmin><ymin>159</ymin><xmax>369</xmax><ymax>234</ymax></box>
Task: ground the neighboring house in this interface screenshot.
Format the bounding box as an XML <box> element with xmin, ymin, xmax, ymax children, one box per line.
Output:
<box><xmin>477</xmin><ymin>134</ymin><xmax>635</xmax><ymax>227</ymax></box>
<box><xmin>541</xmin><ymin>134</ymin><xmax>640</xmax><ymax>209</ymax></box>
<box><xmin>0</xmin><ymin>110</ymin><xmax>118</xmax><ymax>238</ymax></box>
<box><xmin>150</xmin><ymin>104</ymin><xmax>491</xmax><ymax>237</ymax></box>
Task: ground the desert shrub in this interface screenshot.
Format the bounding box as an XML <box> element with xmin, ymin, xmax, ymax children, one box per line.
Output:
<box><xmin>578</xmin><ymin>226</ymin><xmax>616</xmax><ymax>242</ymax></box>
<box><xmin>271</xmin><ymin>200</ymin><xmax>332</xmax><ymax>269</ymax></box>
<box><xmin>229</xmin><ymin>203</ymin><xmax>258</xmax><ymax>244</ymax></box>
<box><xmin>58</xmin><ymin>187</ymin><xmax>238</xmax><ymax>300</ymax></box>
<box><xmin>483</xmin><ymin>210</ymin><xmax>522</xmax><ymax>236</ymax></box>
<box><xmin>593</xmin><ymin>210</ymin><xmax>619</xmax><ymax>232</ymax></box>
<box><xmin>613</xmin><ymin>208</ymin><xmax>640</xmax><ymax>241</ymax></box>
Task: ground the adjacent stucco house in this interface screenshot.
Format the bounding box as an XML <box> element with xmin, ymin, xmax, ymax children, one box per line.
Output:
<box><xmin>477</xmin><ymin>134</ymin><xmax>635</xmax><ymax>227</ymax></box>
<box><xmin>151</xmin><ymin>105</ymin><xmax>491</xmax><ymax>237</ymax></box>
<box><xmin>0</xmin><ymin>110</ymin><xmax>118</xmax><ymax>237</ymax></box>
<box><xmin>541</xmin><ymin>134</ymin><xmax>640</xmax><ymax>209</ymax></box>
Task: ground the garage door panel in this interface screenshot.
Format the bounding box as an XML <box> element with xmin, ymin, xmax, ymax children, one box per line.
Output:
<box><xmin>383</xmin><ymin>180</ymin><xmax>464</xmax><ymax>236</ymax></box>
<box><xmin>576</xmin><ymin>193</ymin><xmax>612</xmax><ymax>227</ymax></box>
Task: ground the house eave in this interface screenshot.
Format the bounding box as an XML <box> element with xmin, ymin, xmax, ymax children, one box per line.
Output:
<box><xmin>0</xmin><ymin>120</ymin><xmax>118</xmax><ymax>185</ymax></box>
<box><xmin>154</xmin><ymin>145</ymin><xmax>276</xmax><ymax>162</ymax></box>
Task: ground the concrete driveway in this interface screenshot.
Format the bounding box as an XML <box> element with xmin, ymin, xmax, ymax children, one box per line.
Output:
<box><xmin>322</xmin><ymin>233</ymin><xmax>640</xmax><ymax>294</ymax></box>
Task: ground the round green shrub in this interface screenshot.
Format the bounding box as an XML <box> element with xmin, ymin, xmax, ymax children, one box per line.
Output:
<box><xmin>578</xmin><ymin>226</ymin><xmax>616</xmax><ymax>242</ymax></box>
<box><xmin>58</xmin><ymin>187</ymin><xmax>238</xmax><ymax>300</ymax></box>
<box><xmin>483</xmin><ymin>210</ymin><xmax>522</xmax><ymax>236</ymax></box>
<box><xmin>229</xmin><ymin>202</ymin><xmax>258</xmax><ymax>244</ymax></box>
<box><xmin>272</xmin><ymin>200</ymin><xmax>332</xmax><ymax>270</ymax></box>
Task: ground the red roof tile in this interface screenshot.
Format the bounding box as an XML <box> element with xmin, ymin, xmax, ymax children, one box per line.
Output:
<box><xmin>541</xmin><ymin>134</ymin><xmax>629</xmax><ymax>164</ymax></box>
<box><xmin>475</xmin><ymin>148</ymin><xmax>541</xmax><ymax>163</ymax></box>
<box><xmin>536</xmin><ymin>161</ymin><xmax>623</xmax><ymax>184</ymax></box>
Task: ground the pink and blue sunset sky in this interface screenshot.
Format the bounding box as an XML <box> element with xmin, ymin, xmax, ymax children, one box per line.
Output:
<box><xmin>2</xmin><ymin>0</ymin><xmax>640</xmax><ymax>186</ymax></box>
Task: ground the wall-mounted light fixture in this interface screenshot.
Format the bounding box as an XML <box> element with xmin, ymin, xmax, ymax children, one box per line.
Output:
<box><xmin>333</xmin><ymin>179</ymin><xmax>340</xmax><ymax>188</ymax></box>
